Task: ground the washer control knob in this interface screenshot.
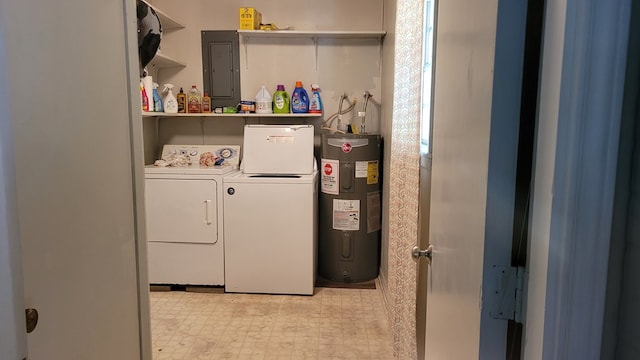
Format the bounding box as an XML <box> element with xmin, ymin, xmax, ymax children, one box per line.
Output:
<box><xmin>227</xmin><ymin>187</ymin><xmax>235</xmax><ymax>195</ymax></box>
<box><xmin>190</xmin><ymin>150</ymin><xmax>198</xmax><ymax>156</ymax></box>
<box><xmin>220</xmin><ymin>148</ymin><xmax>232</xmax><ymax>158</ymax></box>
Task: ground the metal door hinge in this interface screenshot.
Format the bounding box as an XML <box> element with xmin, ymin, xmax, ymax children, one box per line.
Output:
<box><xmin>487</xmin><ymin>265</ymin><xmax>526</xmax><ymax>324</ymax></box>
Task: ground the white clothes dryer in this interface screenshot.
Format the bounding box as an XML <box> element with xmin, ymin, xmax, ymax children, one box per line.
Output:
<box><xmin>144</xmin><ymin>145</ymin><xmax>239</xmax><ymax>286</ymax></box>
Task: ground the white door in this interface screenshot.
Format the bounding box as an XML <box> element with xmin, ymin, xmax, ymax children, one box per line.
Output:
<box><xmin>420</xmin><ymin>0</ymin><xmax>528</xmax><ymax>358</ymax></box>
<box><xmin>1</xmin><ymin>0</ymin><xmax>150</xmax><ymax>359</ymax></box>
<box><xmin>424</xmin><ymin>0</ymin><xmax>497</xmax><ymax>351</ymax></box>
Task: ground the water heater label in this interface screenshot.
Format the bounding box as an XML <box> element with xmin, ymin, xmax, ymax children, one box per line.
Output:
<box><xmin>320</xmin><ymin>158</ymin><xmax>339</xmax><ymax>195</ymax></box>
<box><xmin>355</xmin><ymin>160</ymin><xmax>379</xmax><ymax>185</ymax></box>
<box><xmin>333</xmin><ymin>199</ymin><xmax>360</xmax><ymax>231</ymax></box>
<box><xmin>355</xmin><ymin>161</ymin><xmax>368</xmax><ymax>178</ymax></box>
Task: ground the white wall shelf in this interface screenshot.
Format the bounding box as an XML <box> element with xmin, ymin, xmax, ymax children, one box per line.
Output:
<box><xmin>140</xmin><ymin>0</ymin><xmax>184</xmax><ymax>31</ymax></box>
<box><xmin>142</xmin><ymin>112</ymin><xmax>322</xmax><ymax>118</ymax></box>
<box><xmin>140</xmin><ymin>2</ymin><xmax>186</xmax><ymax>77</ymax></box>
<box><xmin>237</xmin><ymin>30</ymin><xmax>386</xmax><ymax>39</ymax></box>
<box><xmin>148</xmin><ymin>51</ymin><xmax>186</xmax><ymax>69</ymax></box>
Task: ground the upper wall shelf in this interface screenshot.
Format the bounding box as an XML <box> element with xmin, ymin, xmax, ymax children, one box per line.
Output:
<box><xmin>237</xmin><ymin>30</ymin><xmax>386</xmax><ymax>40</ymax></box>
<box><xmin>149</xmin><ymin>51</ymin><xmax>186</xmax><ymax>69</ymax></box>
<box><xmin>140</xmin><ymin>0</ymin><xmax>184</xmax><ymax>31</ymax></box>
<box><xmin>140</xmin><ymin>1</ymin><xmax>186</xmax><ymax>74</ymax></box>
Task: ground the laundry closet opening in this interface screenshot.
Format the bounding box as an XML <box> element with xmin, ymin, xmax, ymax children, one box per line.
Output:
<box><xmin>140</xmin><ymin>0</ymin><xmax>391</xmax><ymax>358</ymax></box>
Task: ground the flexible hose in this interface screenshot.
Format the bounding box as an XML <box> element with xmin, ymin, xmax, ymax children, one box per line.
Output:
<box><xmin>359</xmin><ymin>91</ymin><xmax>372</xmax><ymax>133</ymax></box>
<box><xmin>321</xmin><ymin>94</ymin><xmax>356</xmax><ymax>133</ymax></box>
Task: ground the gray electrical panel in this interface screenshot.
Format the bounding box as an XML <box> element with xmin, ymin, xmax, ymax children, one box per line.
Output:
<box><xmin>318</xmin><ymin>133</ymin><xmax>382</xmax><ymax>283</ymax></box>
<box><xmin>201</xmin><ymin>30</ymin><xmax>240</xmax><ymax>108</ymax></box>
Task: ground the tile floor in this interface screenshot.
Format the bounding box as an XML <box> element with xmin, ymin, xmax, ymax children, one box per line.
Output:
<box><xmin>149</xmin><ymin>285</ymin><xmax>395</xmax><ymax>360</ymax></box>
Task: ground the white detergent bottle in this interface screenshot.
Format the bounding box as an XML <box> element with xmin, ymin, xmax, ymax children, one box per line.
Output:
<box><xmin>162</xmin><ymin>84</ymin><xmax>178</xmax><ymax>113</ymax></box>
<box><xmin>255</xmin><ymin>85</ymin><xmax>273</xmax><ymax>114</ymax></box>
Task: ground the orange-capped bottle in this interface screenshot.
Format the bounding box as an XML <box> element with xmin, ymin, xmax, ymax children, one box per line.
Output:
<box><xmin>202</xmin><ymin>92</ymin><xmax>211</xmax><ymax>113</ymax></box>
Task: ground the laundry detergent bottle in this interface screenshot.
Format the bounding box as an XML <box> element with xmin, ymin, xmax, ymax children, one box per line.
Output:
<box><xmin>309</xmin><ymin>84</ymin><xmax>323</xmax><ymax>114</ymax></box>
<box><xmin>273</xmin><ymin>84</ymin><xmax>290</xmax><ymax>114</ymax></box>
<box><xmin>291</xmin><ymin>81</ymin><xmax>309</xmax><ymax>113</ymax></box>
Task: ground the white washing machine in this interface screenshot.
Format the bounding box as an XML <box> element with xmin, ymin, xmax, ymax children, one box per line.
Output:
<box><xmin>223</xmin><ymin>125</ymin><xmax>318</xmax><ymax>295</ymax></box>
<box><xmin>223</xmin><ymin>172</ymin><xmax>318</xmax><ymax>295</ymax></box>
<box><xmin>144</xmin><ymin>144</ymin><xmax>240</xmax><ymax>286</ymax></box>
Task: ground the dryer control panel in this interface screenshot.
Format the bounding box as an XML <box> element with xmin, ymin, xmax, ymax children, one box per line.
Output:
<box><xmin>158</xmin><ymin>145</ymin><xmax>240</xmax><ymax>169</ymax></box>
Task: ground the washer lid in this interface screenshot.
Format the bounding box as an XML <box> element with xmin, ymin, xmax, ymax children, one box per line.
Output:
<box><xmin>242</xmin><ymin>125</ymin><xmax>315</xmax><ymax>175</ymax></box>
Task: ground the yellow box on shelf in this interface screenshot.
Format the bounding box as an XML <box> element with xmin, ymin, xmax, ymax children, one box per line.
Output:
<box><xmin>239</xmin><ymin>8</ymin><xmax>261</xmax><ymax>30</ymax></box>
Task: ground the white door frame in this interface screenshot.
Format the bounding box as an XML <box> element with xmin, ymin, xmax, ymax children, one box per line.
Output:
<box><xmin>525</xmin><ymin>0</ymin><xmax>632</xmax><ymax>358</ymax></box>
<box><xmin>0</xmin><ymin>13</ymin><xmax>27</xmax><ymax>357</ymax></box>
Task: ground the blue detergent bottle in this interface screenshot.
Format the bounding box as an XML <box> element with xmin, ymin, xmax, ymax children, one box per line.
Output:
<box><xmin>291</xmin><ymin>81</ymin><xmax>310</xmax><ymax>113</ymax></box>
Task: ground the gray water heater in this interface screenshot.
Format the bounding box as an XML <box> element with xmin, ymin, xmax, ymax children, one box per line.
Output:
<box><xmin>319</xmin><ymin>133</ymin><xmax>382</xmax><ymax>283</ymax></box>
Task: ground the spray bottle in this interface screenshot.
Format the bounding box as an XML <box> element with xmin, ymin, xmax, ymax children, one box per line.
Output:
<box><xmin>152</xmin><ymin>83</ymin><xmax>163</xmax><ymax>112</ymax></box>
<box><xmin>162</xmin><ymin>84</ymin><xmax>178</xmax><ymax>114</ymax></box>
<box><xmin>309</xmin><ymin>84</ymin><xmax>323</xmax><ymax>114</ymax></box>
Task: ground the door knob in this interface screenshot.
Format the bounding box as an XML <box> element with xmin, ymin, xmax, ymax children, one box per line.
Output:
<box><xmin>412</xmin><ymin>245</ymin><xmax>433</xmax><ymax>263</ymax></box>
<box><xmin>25</xmin><ymin>308</ymin><xmax>38</xmax><ymax>333</ymax></box>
